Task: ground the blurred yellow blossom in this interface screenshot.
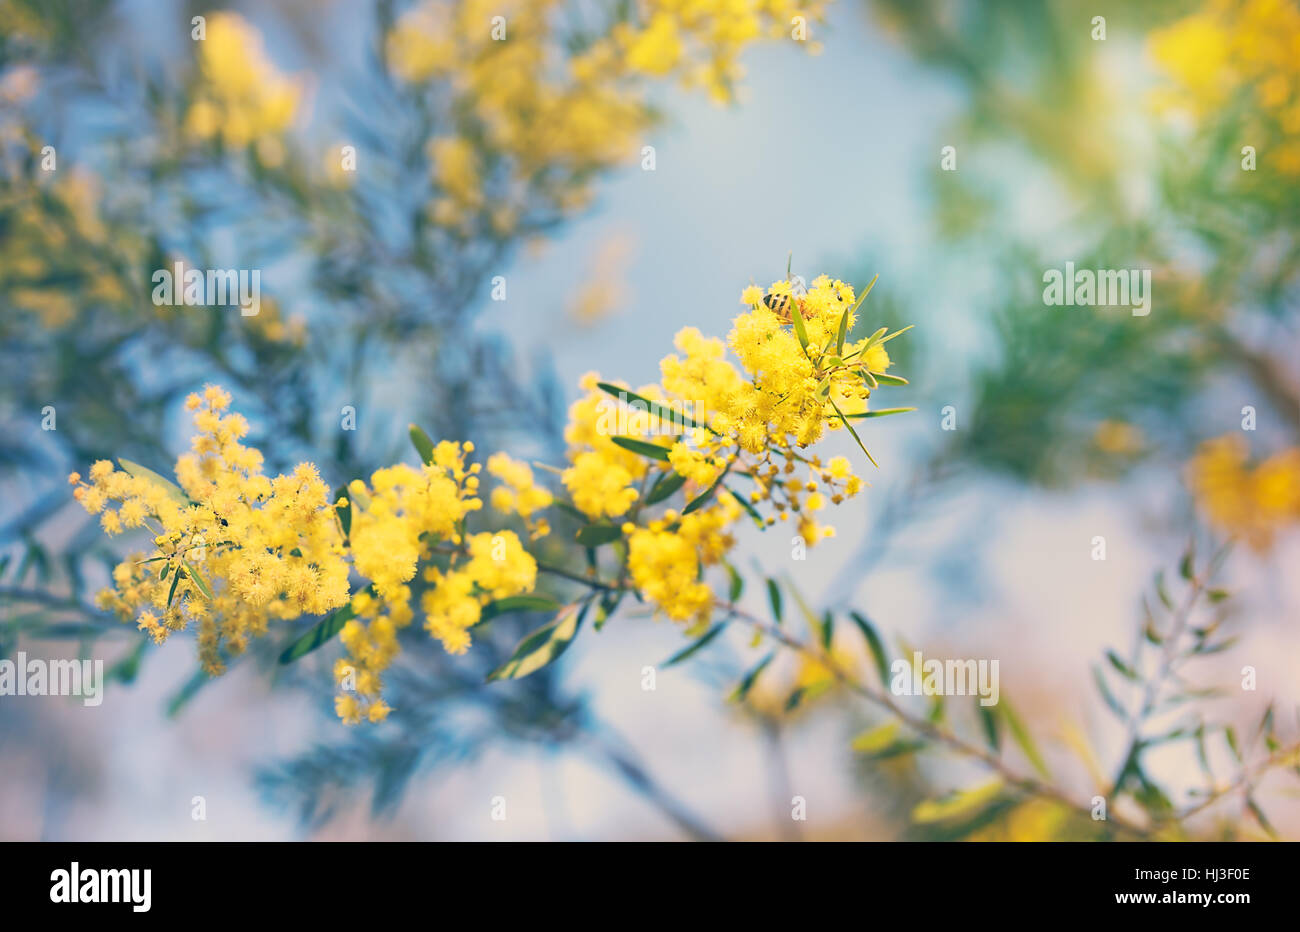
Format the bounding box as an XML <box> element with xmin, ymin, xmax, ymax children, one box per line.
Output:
<box><xmin>1187</xmin><ymin>434</ymin><xmax>1300</xmax><ymax>548</ymax></box>
<box><xmin>185</xmin><ymin>12</ymin><xmax>302</xmax><ymax>154</ymax></box>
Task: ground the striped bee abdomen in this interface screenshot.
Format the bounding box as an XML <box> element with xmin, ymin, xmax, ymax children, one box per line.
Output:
<box><xmin>763</xmin><ymin>293</ymin><xmax>792</xmax><ymax>314</ymax></box>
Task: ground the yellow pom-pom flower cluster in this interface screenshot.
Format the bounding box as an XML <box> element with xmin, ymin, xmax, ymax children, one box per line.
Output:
<box><xmin>70</xmin><ymin>386</ymin><xmax>350</xmax><ymax>674</ymax></box>
<box><xmin>74</xmin><ymin>272</ymin><xmax>909</xmax><ymax>722</ymax></box>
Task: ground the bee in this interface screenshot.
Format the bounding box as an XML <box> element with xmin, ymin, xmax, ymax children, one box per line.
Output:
<box><xmin>762</xmin><ymin>274</ymin><xmax>807</xmax><ymax>318</ymax></box>
<box><xmin>762</xmin><ymin>292</ymin><xmax>794</xmax><ymax>315</ymax></box>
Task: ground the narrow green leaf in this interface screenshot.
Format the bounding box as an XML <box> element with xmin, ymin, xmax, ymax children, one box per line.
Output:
<box><xmin>1106</xmin><ymin>649</ymin><xmax>1139</xmax><ymax>681</ymax></box>
<box><xmin>487</xmin><ymin>603</ymin><xmax>586</xmax><ymax>681</ymax></box>
<box><xmin>844</xmin><ymin>407</ymin><xmax>916</xmax><ymax>419</ymax></box>
<box><xmin>478</xmin><ymin>594</ymin><xmax>562</xmax><ymax>625</ymax></box>
<box><xmin>181</xmin><ymin>562</ymin><xmax>214</xmax><ymax>600</ymax></box>
<box><xmin>1246</xmin><ymin>796</ymin><xmax>1277</xmax><ymax>838</ymax></box>
<box><xmin>594</xmin><ymin>382</ymin><xmax>714</xmax><ymax>433</ymax></box>
<box><xmin>1001</xmin><ymin>700</ymin><xmax>1051</xmax><ymax>779</ymax></box>
<box><xmin>646</xmin><ymin>470</ymin><xmax>687</xmax><ymax>504</ymax></box>
<box><xmin>766</xmin><ymin>578</ymin><xmax>783</xmax><ymax>624</ymax></box>
<box><xmin>878</xmin><ymin>324</ymin><xmax>914</xmax><ymax>344</ymax></box>
<box><xmin>166</xmin><ymin>670</ymin><xmax>210</xmax><ymax>719</ymax></box>
<box><xmin>279</xmin><ymin>602</ymin><xmax>357</xmax><ymax>664</ymax></box>
<box><xmin>335</xmin><ymin>493</ymin><xmax>352</xmax><ymax>538</ymax></box>
<box><xmin>1225</xmin><ymin>725</ymin><xmax>1242</xmax><ymax>762</ymax></box>
<box><xmin>682</xmin><ymin>470</ymin><xmax>726</xmax><ymax>514</ymax></box>
<box><xmin>977</xmin><ymin>699</ymin><xmax>1001</xmax><ymax>750</ymax></box>
<box><xmin>118</xmin><ymin>458</ymin><xmax>188</xmax><ymax>506</ymax></box>
<box><xmin>869</xmin><ymin>372</ymin><xmax>909</xmax><ymax>386</ymax></box>
<box><xmin>725</xmin><ymin>562</ymin><xmax>744</xmax><ymax>603</ymax></box>
<box><xmin>729</xmin><ymin>651</ymin><xmax>775</xmax><ymax>702</ymax></box>
<box><xmin>664</xmin><ymin>622</ymin><xmax>727</xmax><ymax>666</ymax></box>
<box><xmin>165</xmin><ymin>562</ymin><xmax>181</xmax><ymax>610</ymax></box>
<box><xmin>912</xmin><ymin>778</ymin><xmax>1005</xmax><ymax>824</ymax></box>
<box><xmin>1155</xmin><ymin>571</ymin><xmax>1174</xmax><ymax>611</ymax></box>
<box><xmin>851</xmin><ymin>721</ymin><xmax>900</xmax><ymax>754</ymax></box>
<box><xmin>835</xmin><ymin>304</ymin><xmax>850</xmax><ymax>356</ymax></box>
<box><xmin>790</xmin><ymin>302</ymin><xmax>810</xmax><ymax>351</ymax></box>
<box><xmin>575</xmin><ymin>523</ymin><xmax>623</xmax><ymax>547</ymax></box>
<box><xmin>849</xmin><ymin>611</ymin><xmax>891</xmax><ymax>684</ymax></box>
<box><xmin>610</xmin><ymin>436</ymin><xmax>671</xmax><ymax>462</ymax></box>
<box><xmin>1092</xmin><ymin>664</ymin><xmax>1127</xmax><ymax>720</ymax></box>
<box><xmin>829</xmin><ymin>397</ymin><xmax>878</xmax><ymax>468</ymax></box>
<box><xmin>409</xmin><ymin>424</ymin><xmax>435</xmax><ymax>465</ymax></box>
<box><xmin>726</xmin><ymin>486</ymin><xmax>765</xmax><ymax>529</ymax></box>
<box><xmin>848</xmin><ymin>273</ymin><xmax>879</xmax><ymax>317</ymax></box>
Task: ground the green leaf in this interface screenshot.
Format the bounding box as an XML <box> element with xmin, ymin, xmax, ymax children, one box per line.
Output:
<box><xmin>575</xmin><ymin>523</ymin><xmax>623</xmax><ymax>547</ymax></box>
<box><xmin>977</xmin><ymin>699</ymin><xmax>1001</xmax><ymax>751</ymax></box>
<box><xmin>477</xmin><ymin>594</ymin><xmax>562</xmax><ymax>625</ymax></box>
<box><xmin>828</xmin><ymin>397</ymin><xmax>878</xmax><ymax>468</ymax></box>
<box><xmin>166</xmin><ymin>670</ymin><xmax>210</xmax><ymax>719</ymax></box>
<box><xmin>334</xmin><ymin>492</ymin><xmax>352</xmax><ymax>538</ymax></box>
<box><xmin>1224</xmin><ymin>725</ymin><xmax>1242</xmax><ymax>762</ymax></box>
<box><xmin>487</xmin><ymin>602</ymin><xmax>586</xmax><ymax>681</ymax></box>
<box><xmin>279</xmin><ymin>602</ymin><xmax>357</xmax><ymax>664</ymax></box>
<box><xmin>682</xmin><ymin>469</ymin><xmax>727</xmax><ymax>514</ymax></box>
<box><xmin>107</xmin><ymin>636</ymin><xmax>148</xmax><ymax>684</ymax></box>
<box><xmin>725</xmin><ymin>562</ymin><xmax>744</xmax><ymax>603</ymax></box>
<box><xmin>165</xmin><ymin>562</ymin><xmax>181</xmax><ymax>610</ymax></box>
<box><xmin>409</xmin><ymin>424</ymin><xmax>435</xmax><ymax>465</ymax></box>
<box><xmin>645</xmin><ymin>470</ymin><xmax>687</xmax><ymax>504</ymax></box>
<box><xmin>848</xmin><ymin>273</ymin><xmax>879</xmax><ymax>318</ymax></box>
<box><xmin>849</xmin><ymin>611</ymin><xmax>891</xmax><ymax>684</ymax></box>
<box><xmin>868</xmin><ymin>372</ymin><xmax>909</xmax><ymax>386</ymax></box>
<box><xmin>851</xmin><ymin>721</ymin><xmax>900</xmax><ymax>754</ymax></box>
<box><xmin>1092</xmin><ymin>664</ymin><xmax>1127</xmax><ymax>720</ymax></box>
<box><xmin>181</xmin><ymin>562</ymin><xmax>214</xmax><ymax>600</ymax></box>
<box><xmin>726</xmin><ymin>487</ymin><xmax>765</xmax><ymax>529</ymax></box>
<box><xmin>912</xmin><ymin>778</ymin><xmax>1005</xmax><ymax>824</ymax></box>
<box><xmin>1155</xmin><ymin>571</ymin><xmax>1174</xmax><ymax>611</ymax></box>
<box><xmin>1179</xmin><ymin>548</ymin><xmax>1195</xmax><ymax>581</ymax></box>
<box><xmin>1106</xmin><ymin>649</ymin><xmax>1139</xmax><ymax>681</ymax></box>
<box><xmin>835</xmin><ymin>304</ymin><xmax>850</xmax><ymax>356</ymax></box>
<box><xmin>1000</xmin><ymin>701</ymin><xmax>1051</xmax><ymax>779</ymax></box>
<box><xmin>877</xmin><ymin>324</ymin><xmax>914</xmax><ymax>344</ymax></box>
<box><xmin>610</xmin><ymin>436</ymin><xmax>671</xmax><ymax>462</ymax></box>
<box><xmin>791</xmin><ymin>302</ymin><xmax>810</xmax><ymax>351</ymax></box>
<box><xmin>1246</xmin><ymin>796</ymin><xmax>1277</xmax><ymax>838</ymax></box>
<box><xmin>594</xmin><ymin>382</ymin><xmax>714</xmax><ymax>433</ymax></box>
<box><xmin>766</xmin><ymin>578</ymin><xmax>783</xmax><ymax>624</ymax></box>
<box><xmin>664</xmin><ymin>622</ymin><xmax>727</xmax><ymax>666</ymax></box>
<box><xmin>843</xmin><ymin>407</ymin><xmax>916</xmax><ymax>419</ymax></box>
<box><xmin>729</xmin><ymin>651</ymin><xmax>775</xmax><ymax>702</ymax></box>
<box><xmin>118</xmin><ymin>458</ymin><xmax>188</xmax><ymax>506</ymax></box>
